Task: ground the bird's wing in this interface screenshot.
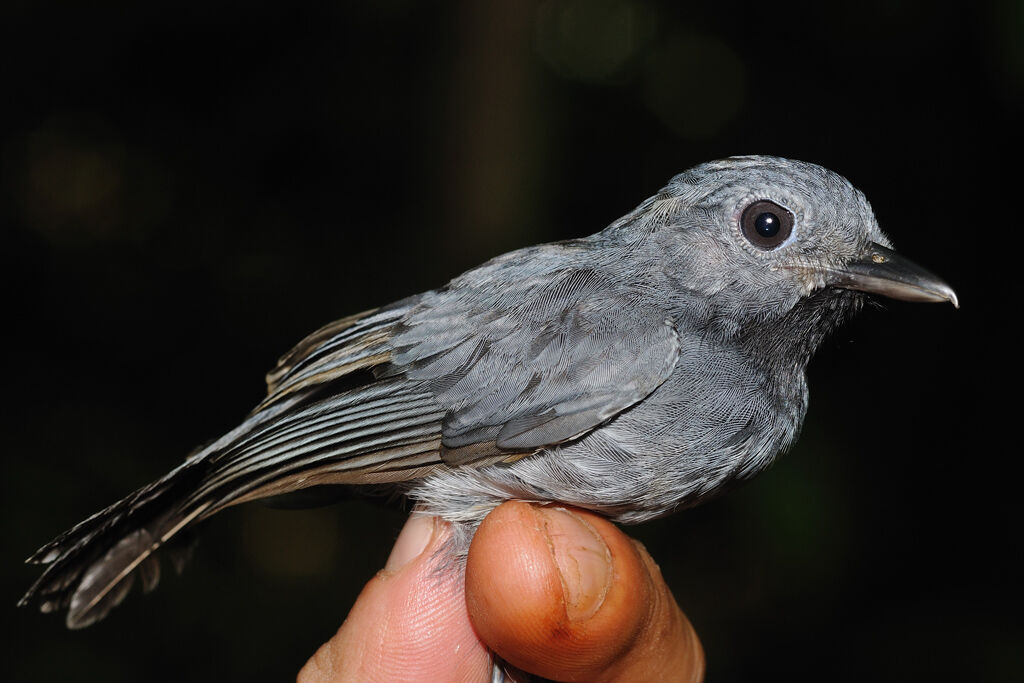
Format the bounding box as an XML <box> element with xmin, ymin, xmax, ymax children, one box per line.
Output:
<box><xmin>392</xmin><ymin>267</ymin><xmax>681</xmax><ymax>464</ymax></box>
<box><xmin>189</xmin><ymin>254</ymin><xmax>680</xmax><ymax>510</ymax></box>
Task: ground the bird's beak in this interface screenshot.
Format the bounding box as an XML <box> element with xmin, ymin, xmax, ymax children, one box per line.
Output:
<box><xmin>828</xmin><ymin>242</ymin><xmax>959</xmax><ymax>308</ymax></box>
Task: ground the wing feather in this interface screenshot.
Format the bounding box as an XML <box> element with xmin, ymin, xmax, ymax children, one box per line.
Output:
<box><xmin>200</xmin><ymin>254</ymin><xmax>682</xmax><ymax>503</ymax></box>
<box><xmin>391</xmin><ymin>263</ymin><xmax>682</xmax><ymax>459</ymax></box>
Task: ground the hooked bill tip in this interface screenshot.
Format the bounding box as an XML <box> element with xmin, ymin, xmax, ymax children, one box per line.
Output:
<box><xmin>945</xmin><ymin>287</ymin><xmax>960</xmax><ymax>309</ymax></box>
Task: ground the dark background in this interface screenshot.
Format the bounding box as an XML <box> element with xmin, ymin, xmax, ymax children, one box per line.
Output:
<box><xmin>2</xmin><ymin>1</ymin><xmax>1018</xmax><ymax>681</ymax></box>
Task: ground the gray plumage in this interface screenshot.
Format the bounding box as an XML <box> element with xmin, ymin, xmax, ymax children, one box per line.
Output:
<box><xmin>20</xmin><ymin>155</ymin><xmax>957</xmax><ymax>629</ymax></box>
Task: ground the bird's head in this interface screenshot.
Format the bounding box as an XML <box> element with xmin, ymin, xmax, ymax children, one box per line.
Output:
<box><xmin>618</xmin><ymin>155</ymin><xmax>957</xmax><ymax>346</ymax></box>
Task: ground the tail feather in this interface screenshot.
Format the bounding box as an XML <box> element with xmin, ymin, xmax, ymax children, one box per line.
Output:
<box><xmin>68</xmin><ymin>530</ymin><xmax>155</xmax><ymax>628</ymax></box>
<box><xmin>19</xmin><ymin>304</ymin><xmax>455</xmax><ymax>628</ymax></box>
<box><xmin>64</xmin><ymin>504</ymin><xmax>209</xmax><ymax>629</ymax></box>
<box><xmin>19</xmin><ymin>459</ymin><xmax>208</xmax><ymax>628</ymax></box>
<box><xmin>20</xmin><ymin>392</ymin><xmax>315</xmax><ymax>626</ymax></box>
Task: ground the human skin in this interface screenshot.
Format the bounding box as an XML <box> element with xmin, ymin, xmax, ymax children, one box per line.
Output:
<box><xmin>298</xmin><ymin>501</ymin><xmax>705</xmax><ymax>682</ymax></box>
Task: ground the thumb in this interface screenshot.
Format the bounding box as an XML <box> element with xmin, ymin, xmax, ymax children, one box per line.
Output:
<box><xmin>299</xmin><ymin>514</ymin><xmax>491</xmax><ymax>682</ymax></box>
<box><xmin>465</xmin><ymin>501</ymin><xmax>704</xmax><ymax>682</ymax></box>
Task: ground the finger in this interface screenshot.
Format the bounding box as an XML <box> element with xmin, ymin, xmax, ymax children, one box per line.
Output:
<box><xmin>298</xmin><ymin>514</ymin><xmax>491</xmax><ymax>682</ymax></box>
<box><xmin>465</xmin><ymin>501</ymin><xmax>704</xmax><ymax>682</ymax></box>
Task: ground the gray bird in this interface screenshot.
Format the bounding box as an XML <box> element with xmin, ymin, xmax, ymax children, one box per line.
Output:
<box><xmin>20</xmin><ymin>155</ymin><xmax>957</xmax><ymax>632</ymax></box>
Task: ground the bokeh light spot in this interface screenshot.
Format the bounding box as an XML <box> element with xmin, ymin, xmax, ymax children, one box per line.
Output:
<box><xmin>643</xmin><ymin>33</ymin><xmax>745</xmax><ymax>139</ymax></box>
<box><xmin>535</xmin><ymin>0</ymin><xmax>656</xmax><ymax>83</ymax></box>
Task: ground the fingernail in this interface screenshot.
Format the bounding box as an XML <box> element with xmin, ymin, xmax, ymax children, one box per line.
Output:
<box><xmin>536</xmin><ymin>507</ymin><xmax>612</xmax><ymax>621</ymax></box>
<box><xmin>385</xmin><ymin>514</ymin><xmax>435</xmax><ymax>572</ymax></box>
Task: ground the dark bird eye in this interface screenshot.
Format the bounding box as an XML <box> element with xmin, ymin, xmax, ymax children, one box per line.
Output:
<box><xmin>741</xmin><ymin>200</ymin><xmax>794</xmax><ymax>250</ymax></box>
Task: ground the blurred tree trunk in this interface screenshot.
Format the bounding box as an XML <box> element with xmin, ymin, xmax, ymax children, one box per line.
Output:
<box><xmin>437</xmin><ymin>0</ymin><xmax>545</xmax><ymax>266</ymax></box>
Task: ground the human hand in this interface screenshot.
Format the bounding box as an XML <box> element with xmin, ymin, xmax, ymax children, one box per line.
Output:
<box><xmin>298</xmin><ymin>501</ymin><xmax>704</xmax><ymax>682</ymax></box>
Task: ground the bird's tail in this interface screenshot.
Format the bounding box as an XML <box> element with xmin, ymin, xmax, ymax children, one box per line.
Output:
<box><xmin>18</xmin><ymin>458</ymin><xmax>211</xmax><ymax>629</ymax></box>
<box><xmin>20</xmin><ymin>305</ymin><xmax>435</xmax><ymax>628</ymax></box>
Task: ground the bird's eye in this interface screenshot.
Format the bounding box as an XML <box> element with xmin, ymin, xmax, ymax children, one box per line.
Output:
<box><xmin>740</xmin><ymin>200</ymin><xmax>794</xmax><ymax>250</ymax></box>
